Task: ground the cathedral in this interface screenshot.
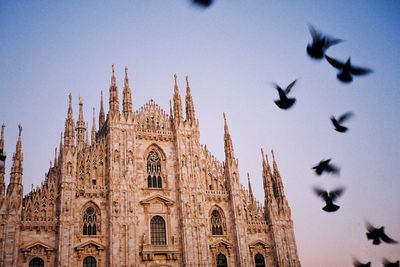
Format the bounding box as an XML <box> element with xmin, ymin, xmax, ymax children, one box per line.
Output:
<box><xmin>0</xmin><ymin>65</ymin><xmax>301</xmax><ymax>267</ymax></box>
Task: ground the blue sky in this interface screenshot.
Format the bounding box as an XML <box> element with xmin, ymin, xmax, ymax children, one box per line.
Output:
<box><xmin>1</xmin><ymin>1</ymin><xmax>399</xmax><ymax>266</ymax></box>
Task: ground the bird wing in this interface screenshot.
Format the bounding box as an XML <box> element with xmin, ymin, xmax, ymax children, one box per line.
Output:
<box><xmin>365</xmin><ymin>221</ymin><xmax>377</xmax><ymax>232</ymax></box>
<box><xmin>284</xmin><ymin>79</ymin><xmax>297</xmax><ymax>94</ymax></box>
<box><xmin>350</xmin><ymin>65</ymin><xmax>373</xmax><ymax>75</ymax></box>
<box><xmin>381</xmin><ymin>232</ymin><xmax>398</xmax><ymax>244</ymax></box>
<box><xmin>382</xmin><ymin>258</ymin><xmax>391</xmax><ymax>265</ymax></box>
<box><xmin>326</xmin><ymin>164</ymin><xmax>340</xmax><ymax>175</ymax></box>
<box><xmin>308</xmin><ymin>23</ymin><xmax>320</xmax><ymax>41</ymax></box>
<box><xmin>329</xmin><ymin>187</ymin><xmax>345</xmax><ymax>201</ymax></box>
<box><xmin>337</xmin><ymin>112</ymin><xmax>354</xmax><ymax>123</ymax></box>
<box><xmin>325</xmin><ymin>55</ymin><xmax>345</xmax><ymax>69</ymax></box>
<box><xmin>272</xmin><ymin>82</ymin><xmax>283</xmax><ymax>91</ymax></box>
<box><xmin>313</xmin><ymin>187</ymin><xmax>328</xmax><ymax>200</ymax></box>
<box><xmin>331</xmin><ymin>116</ymin><xmax>340</xmax><ymax>127</ymax></box>
<box><xmin>352</xmin><ymin>258</ymin><xmax>364</xmax><ymax>267</ymax></box>
<box><xmin>325</xmin><ymin>35</ymin><xmax>344</xmax><ymax>48</ymax></box>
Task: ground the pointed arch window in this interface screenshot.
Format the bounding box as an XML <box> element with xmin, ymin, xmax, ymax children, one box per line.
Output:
<box><xmin>29</xmin><ymin>257</ymin><xmax>44</xmax><ymax>267</ymax></box>
<box><xmin>255</xmin><ymin>253</ymin><xmax>266</xmax><ymax>267</ymax></box>
<box><xmin>147</xmin><ymin>149</ymin><xmax>162</xmax><ymax>188</ymax></box>
<box><xmin>83</xmin><ymin>256</ymin><xmax>96</xmax><ymax>267</ymax></box>
<box><xmin>150</xmin><ymin>215</ymin><xmax>166</xmax><ymax>245</ymax></box>
<box><xmin>216</xmin><ymin>253</ymin><xmax>228</xmax><ymax>267</ymax></box>
<box><xmin>211</xmin><ymin>210</ymin><xmax>223</xmax><ymax>235</ymax></box>
<box><xmin>83</xmin><ymin>207</ymin><xmax>97</xmax><ymax>235</ymax></box>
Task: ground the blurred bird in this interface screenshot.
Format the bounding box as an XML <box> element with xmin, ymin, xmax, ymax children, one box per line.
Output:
<box><xmin>273</xmin><ymin>79</ymin><xmax>297</xmax><ymax>110</ymax></box>
<box><xmin>313</xmin><ymin>186</ymin><xmax>345</xmax><ymax>212</ymax></box>
<box><xmin>307</xmin><ymin>24</ymin><xmax>343</xmax><ymax>59</ymax></box>
<box><xmin>331</xmin><ymin>112</ymin><xmax>354</xmax><ymax>133</ymax></box>
<box><xmin>383</xmin><ymin>258</ymin><xmax>400</xmax><ymax>267</ymax></box>
<box><xmin>312</xmin><ymin>159</ymin><xmax>340</xmax><ymax>176</ymax></box>
<box><xmin>191</xmin><ymin>0</ymin><xmax>213</xmax><ymax>8</ymax></box>
<box><xmin>366</xmin><ymin>222</ymin><xmax>398</xmax><ymax>245</ymax></box>
<box><xmin>325</xmin><ymin>55</ymin><xmax>372</xmax><ymax>83</ymax></box>
<box><xmin>353</xmin><ymin>258</ymin><xmax>371</xmax><ymax>267</ymax></box>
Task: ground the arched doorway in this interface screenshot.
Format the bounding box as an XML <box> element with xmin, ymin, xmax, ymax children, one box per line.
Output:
<box><xmin>29</xmin><ymin>257</ymin><xmax>44</xmax><ymax>267</ymax></box>
<box><xmin>255</xmin><ymin>253</ymin><xmax>266</xmax><ymax>267</ymax></box>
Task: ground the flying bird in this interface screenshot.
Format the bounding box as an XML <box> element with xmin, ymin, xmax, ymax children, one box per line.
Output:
<box><xmin>313</xmin><ymin>186</ymin><xmax>345</xmax><ymax>212</ymax></box>
<box><xmin>325</xmin><ymin>55</ymin><xmax>372</xmax><ymax>83</ymax></box>
<box><xmin>353</xmin><ymin>258</ymin><xmax>371</xmax><ymax>267</ymax></box>
<box><xmin>331</xmin><ymin>112</ymin><xmax>354</xmax><ymax>133</ymax></box>
<box><xmin>312</xmin><ymin>159</ymin><xmax>340</xmax><ymax>176</ymax></box>
<box><xmin>366</xmin><ymin>222</ymin><xmax>398</xmax><ymax>245</ymax></box>
<box><xmin>191</xmin><ymin>0</ymin><xmax>213</xmax><ymax>8</ymax></box>
<box><xmin>307</xmin><ymin>24</ymin><xmax>343</xmax><ymax>59</ymax></box>
<box><xmin>273</xmin><ymin>79</ymin><xmax>297</xmax><ymax>110</ymax></box>
<box><xmin>383</xmin><ymin>258</ymin><xmax>400</xmax><ymax>267</ymax></box>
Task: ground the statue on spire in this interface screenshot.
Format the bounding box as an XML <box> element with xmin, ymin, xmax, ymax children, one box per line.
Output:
<box><xmin>172</xmin><ymin>74</ymin><xmax>183</xmax><ymax>125</ymax></box>
<box><xmin>109</xmin><ymin>64</ymin><xmax>120</xmax><ymax>118</ymax></box>
<box><xmin>185</xmin><ymin>75</ymin><xmax>196</xmax><ymax>126</ymax></box>
<box><xmin>122</xmin><ymin>65</ymin><xmax>133</xmax><ymax>118</ymax></box>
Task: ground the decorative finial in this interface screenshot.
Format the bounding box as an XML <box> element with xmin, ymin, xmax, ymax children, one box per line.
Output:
<box><xmin>69</xmin><ymin>93</ymin><xmax>72</xmax><ymax>104</ymax></box>
<box><xmin>185</xmin><ymin>75</ymin><xmax>190</xmax><ymax>87</ymax></box>
<box><xmin>79</xmin><ymin>96</ymin><xmax>83</xmax><ymax>105</ymax></box>
<box><xmin>1</xmin><ymin>124</ymin><xmax>4</xmax><ymax>139</ymax></box>
<box><xmin>18</xmin><ymin>124</ymin><xmax>22</xmax><ymax>137</ymax></box>
<box><xmin>125</xmin><ymin>65</ymin><xmax>128</xmax><ymax>75</ymax></box>
<box><xmin>112</xmin><ymin>64</ymin><xmax>115</xmax><ymax>74</ymax></box>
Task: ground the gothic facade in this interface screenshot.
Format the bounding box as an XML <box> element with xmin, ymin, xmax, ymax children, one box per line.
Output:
<box><xmin>0</xmin><ymin>66</ymin><xmax>301</xmax><ymax>267</ymax></box>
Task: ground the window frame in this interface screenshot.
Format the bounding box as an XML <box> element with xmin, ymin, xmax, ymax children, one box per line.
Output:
<box><xmin>150</xmin><ymin>215</ymin><xmax>167</xmax><ymax>245</ymax></box>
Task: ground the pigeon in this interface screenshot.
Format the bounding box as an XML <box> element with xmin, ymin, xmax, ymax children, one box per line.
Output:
<box><xmin>325</xmin><ymin>55</ymin><xmax>372</xmax><ymax>83</ymax></box>
<box><xmin>273</xmin><ymin>79</ymin><xmax>297</xmax><ymax>110</ymax></box>
<box><xmin>366</xmin><ymin>222</ymin><xmax>398</xmax><ymax>245</ymax></box>
<box><xmin>312</xmin><ymin>159</ymin><xmax>340</xmax><ymax>176</ymax></box>
<box><xmin>331</xmin><ymin>112</ymin><xmax>354</xmax><ymax>133</ymax></box>
<box><xmin>383</xmin><ymin>258</ymin><xmax>400</xmax><ymax>267</ymax></box>
<box><xmin>313</xmin><ymin>186</ymin><xmax>345</xmax><ymax>212</ymax></box>
<box><xmin>307</xmin><ymin>24</ymin><xmax>343</xmax><ymax>59</ymax></box>
<box><xmin>192</xmin><ymin>0</ymin><xmax>213</xmax><ymax>8</ymax></box>
<box><xmin>353</xmin><ymin>258</ymin><xmax>371</xmax><ymax>267</ymax></box>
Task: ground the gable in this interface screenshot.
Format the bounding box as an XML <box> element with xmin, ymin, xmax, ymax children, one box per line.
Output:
<box><xmin>21</xmin><ymin>241</ymin><xmax>54</xmax><ymax>253</ymax></box>
<box><xmin>140</xmin><ymin>194</ymin><xmax>174</xmax><ymax>206</ymax></box>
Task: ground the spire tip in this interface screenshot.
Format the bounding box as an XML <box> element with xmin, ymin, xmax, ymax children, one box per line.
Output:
<box><xmin>18</xmin><ymin>124</ymin><xmax>22</xmax><ymax>137</ymax></box>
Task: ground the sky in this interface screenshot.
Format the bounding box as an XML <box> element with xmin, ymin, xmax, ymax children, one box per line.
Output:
<box><xmin>1</xmin><ymin>1</ymin><xmax>399</xmax><ymax>266</ymax></box>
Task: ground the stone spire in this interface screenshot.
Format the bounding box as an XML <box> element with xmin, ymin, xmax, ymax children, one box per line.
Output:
<box><xmin>261</xmin><ymin>148</ymin><xmax>274</xmax><ymax>199</ymax></box>
<box><xmin>64</xmin><ymin>94</ymin><xmax>75</xmax><ymax>147</ymax></box>
<box><xmin>223</xmin><ymin>113</ymin><xmax>235</xmax><ymax>160</ymax></box>
<box><xmin>109</xmin><ymin>64</ymin><xmax>120</xmax><ymax>118</ymax></box>
<box><xmin>185</xmin><ymin>75</ymin><xmax>196</xmax><ymax>126</ymax></box>
<box><xmin>99</xmin><ymin>91</ymin><xmax>105</xmax><ymax>129</ymax></box>
<box><xmin>5</xmin><ymin>124</ymin><xmax>24</xmax><ymax>214</ymax></box>
<box><xmin>9</xmin><ymin>125</ymin><xmax>23</xmax><ymax>185</ymax></box>
<box><xmin>85</xmin><ymin>122</ymin><xmax>89</xmax><ymax>147</ymax></box>
<box><xmin>0</xmin><ymin>124</ymin><xmax>4</xmax><ymax>152</ymax></box>
<box><xmin>59</xmin><ymin>132</ymin><xmax>63</xmax><ymax>156</ymax></box>
<box><xmin>54</xmin><ymin>147</ymin><xmax>58</xmax><ymax>167</ymax></box>
<box><xmin>75</xmin><ymin>96</ymin><xmax>87</xmax><ymax>149</ymax></box>
<box><xmin>247</xmin><ymin>172</ymin><xmax>254</xmax><ymax>201</ymax></box>
<box><xmin>91</xmin><ymin>107</ymin><xmax>96</xmax><ymax>145</ymax></box>
<box><xmin>0</xmin><ymin>124</ymin><xmax>6</xmax><ymax>198</ymax></box>
<box><xmin>122</xmin><ymin>66</ymin><xmax>133</xmax><ymax>118</ymax></box>
<box><xmin>271</xmin><ymin>149</ymin><xmax>286</xmax><ymax>201</ymax></box>
<box><xmin>172</xmin><ymin>74</ymin><xmax>183</xmax><ymax>125</ymax></box>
